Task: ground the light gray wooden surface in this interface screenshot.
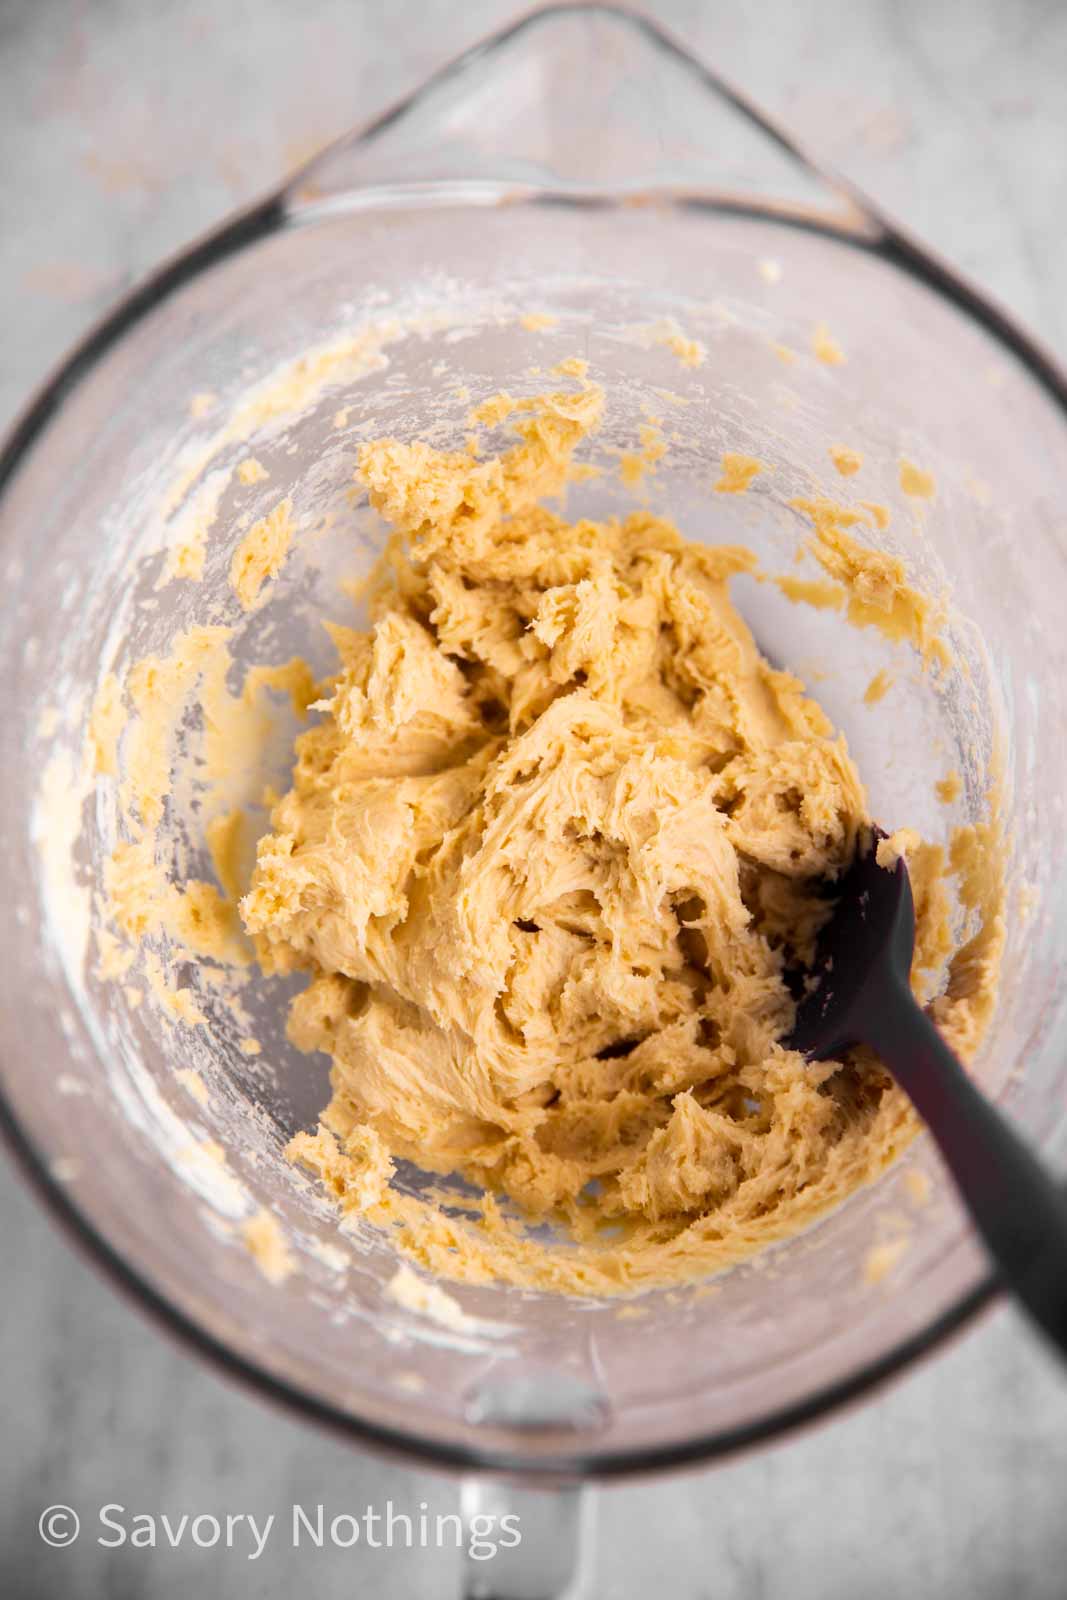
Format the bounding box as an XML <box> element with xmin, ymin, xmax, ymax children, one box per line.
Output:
<box><xmin>2</xmin><ymin>1</ymin><xmax>1067</xmax><ymax>1594</ymax></box>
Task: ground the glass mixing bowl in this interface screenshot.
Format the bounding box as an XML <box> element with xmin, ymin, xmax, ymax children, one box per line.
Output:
<box><xmin>3</xmin><ymin>5</ymin><xmax>1067</xmax><ymax>1593</ymax></box>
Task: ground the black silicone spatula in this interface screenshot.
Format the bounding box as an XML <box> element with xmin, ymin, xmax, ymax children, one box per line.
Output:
<box><xmin>787</xmin><ymin>827</ymin><xmax>1067</xmax><ymax>1359</ymax></box>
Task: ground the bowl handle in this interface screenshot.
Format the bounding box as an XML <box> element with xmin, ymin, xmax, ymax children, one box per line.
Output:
<box><xmin>460</xmin><ymin>1476</ymin><xmax>593</xmax><ymax>1600</ymax></box>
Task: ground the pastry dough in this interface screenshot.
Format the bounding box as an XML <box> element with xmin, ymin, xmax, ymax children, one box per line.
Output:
<box><xmin>235</xmin><ymin>369</ymin><xmax>1002</xmax><ymax>1294</ymax></box>
<box><xmin>68</xmin><ymin>304</ymin><xmax>1004</xmax><ymax>1296</ymax></box>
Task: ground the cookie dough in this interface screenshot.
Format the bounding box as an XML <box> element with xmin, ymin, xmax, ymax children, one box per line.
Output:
<box><xmin>235</xmin><ymin>368</ymin><xmax>1001</xmax><ymax>1294</ymax></box>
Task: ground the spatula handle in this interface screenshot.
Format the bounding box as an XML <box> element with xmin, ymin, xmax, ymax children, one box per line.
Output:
<box><xmin>868</xmin><ymin>982</ymin><xmax>1067</xmax><ymax>1360</ymax></box>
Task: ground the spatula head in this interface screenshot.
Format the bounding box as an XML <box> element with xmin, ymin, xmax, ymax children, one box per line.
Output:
<box><xmin>785</xmin><ymin>826</ymin><xmax>916</xmax><ymax>1061</ymax></box>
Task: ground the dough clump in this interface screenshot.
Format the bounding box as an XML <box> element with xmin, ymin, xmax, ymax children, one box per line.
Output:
<box><xmin>239</xmin><ymin>372</ymin><xmax>964</xmax><ymax>1293</ymax></box>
